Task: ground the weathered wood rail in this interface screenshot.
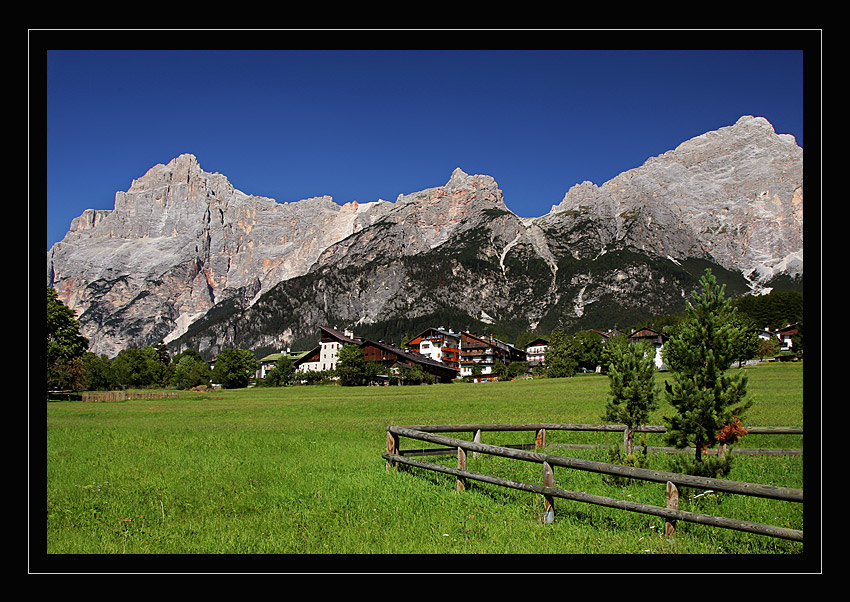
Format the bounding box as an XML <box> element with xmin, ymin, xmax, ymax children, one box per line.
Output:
<box><xmin>81</xmin><ymin>391</ymin><xmax>179</xmax><ymax>403</ymax></box>
<box><xmin>383</xmin><ymin>423</ymin><xmax>803</xmax><ymax>542</ymax></box>
<box><xmin>393</xmin><ymin>423</ymin><xmax>803</xmax><ymax>457</ymax></box>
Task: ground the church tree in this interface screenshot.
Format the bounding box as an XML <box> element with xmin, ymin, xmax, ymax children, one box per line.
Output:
<box><xmin>662</xmin><ymin>269</ymin><xmax>752</xmax><ymax>476</ymax></box>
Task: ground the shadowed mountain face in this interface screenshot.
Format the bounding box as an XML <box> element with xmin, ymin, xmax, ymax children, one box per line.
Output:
<box><xmin>48</xmin><ymin>116</ymin><xmax>803</xmax><ymax>358</ymax></box>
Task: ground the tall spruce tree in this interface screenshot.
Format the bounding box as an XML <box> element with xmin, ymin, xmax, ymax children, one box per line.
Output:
<box><xmin>662</xmin><ymin>270</ymin><xmax>752</xmax><ymax>473</ymax></box>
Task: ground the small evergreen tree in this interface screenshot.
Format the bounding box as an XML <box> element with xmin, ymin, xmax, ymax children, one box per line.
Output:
<box><xmin>603</xmin><ymin>339</ymin><xmax>659</xmax><ymax>456</ymax></box>
<box><xmin>601</xmin><ymin>333</ymin><xmax>631</xmax><ymax>372</ymax></box>
<box><xmin>662</xmin><ymin>269</ymin><xmax>752</xmax><ymax>476</ymax></box>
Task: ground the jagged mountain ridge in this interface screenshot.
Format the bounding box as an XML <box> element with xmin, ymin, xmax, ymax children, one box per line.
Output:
<box><xmin>47</xmin><ymin>115</ymin><xmax>803</xmax><ymax>358</ymax></box>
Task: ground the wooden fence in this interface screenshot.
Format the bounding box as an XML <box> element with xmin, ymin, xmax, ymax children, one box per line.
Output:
<box><xmin>383</xmin><ymin>423</ymin><xmax>803</xmax><ymax>542</ymax></box>
<box><xmin>80</xmin><ymin>391</ymin><xmax>179</xmax><ymax>403</ymax></box>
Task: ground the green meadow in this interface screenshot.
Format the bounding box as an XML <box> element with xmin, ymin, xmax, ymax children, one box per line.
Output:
<box><xmin>43</xmin><ymin>362</ymin><xmax>808</xmax><ymax>562</ymax></box>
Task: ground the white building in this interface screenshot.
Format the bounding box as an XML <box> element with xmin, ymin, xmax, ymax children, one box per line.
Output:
<box><xmin>524</xmin><ymin>338</ymin><xmax>549</xmax><ymax>367</ymax></box>
<box><xmin>295</xmin><ymin>326</ymin><xmax>362</xmax><ymax>373</ymax></box>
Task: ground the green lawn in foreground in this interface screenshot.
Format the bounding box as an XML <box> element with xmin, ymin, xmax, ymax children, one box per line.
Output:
<box><xmin>43</xmin><ymin>362</ymin><xmax>807</xmax><ymax>561</ymax></box>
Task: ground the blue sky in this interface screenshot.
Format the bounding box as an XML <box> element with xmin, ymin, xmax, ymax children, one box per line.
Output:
<box><xmin>43</xmin><ymin>44</ymin><xmax>811</xmax><ymax>250</ymax></box>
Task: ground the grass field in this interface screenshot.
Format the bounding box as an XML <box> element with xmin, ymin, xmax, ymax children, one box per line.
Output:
<box><xmin>41</xmin><ymin>362</ymin><xmax>813</xmax><ymax>567</ymax></box>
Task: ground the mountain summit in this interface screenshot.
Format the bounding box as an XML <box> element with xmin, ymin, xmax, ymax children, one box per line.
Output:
<box><xmin>47</xmin><ymin>116</ymin><xmax>803</xmax><ymax>358</ymax></box>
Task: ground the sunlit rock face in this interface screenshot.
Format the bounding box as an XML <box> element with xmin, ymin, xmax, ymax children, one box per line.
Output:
<box><xmin>48</xmin><ymin>116</ymin><xmax>802</xmax><ymax>357</ymax></box>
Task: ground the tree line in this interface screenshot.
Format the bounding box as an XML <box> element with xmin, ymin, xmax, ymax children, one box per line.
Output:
<box><xmin>514</xmin><ymin>286</ymin><xmax>803</xmax><ymax>374</ymax></box>
<box><xmin>47</xmin><ymin>288</ymin><xmax>258</xmax><ymax>393</ymax></box>
<box><xmin>46</xmin><ymin>275</ymin><xmax>802</xmax><ymax>395</ymax></box>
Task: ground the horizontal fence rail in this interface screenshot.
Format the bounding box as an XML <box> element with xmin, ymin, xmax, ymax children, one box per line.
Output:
<box><xmin>396</xmin><ymin>423</ymin><xmax>803</xmax><ymax>435</ymax></box>
<box><xmin>384</xmin><ymin>424</ymin><xmax>803</xmax><ymax>543</ymax></box>
<box><xmin>80</xmin><ymin>391</ymin><xmax>179</xmax><ymax>403</ymax></box>
<box><xmin>394</xmin><ymin>423</ymin><xmax>803</xmax><ymax>456</ymax></box>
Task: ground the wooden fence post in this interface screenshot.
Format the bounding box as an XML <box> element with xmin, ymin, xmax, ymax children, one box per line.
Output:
<box><xmin>457</xmin><ymin>446</ymin><xmax>467</xmax><ymax>492</ymax></box>
<box><xmin>665</xmin><ymin>481</ymin><xmax>678</xmax><ymax>538</ymax></box>
<box><xmin>536</xmin><ymin>428</ymin><xmax>546</xmax><ymax>449</ymax></box>
<box><xmin>473</xmin><ymin>429</ymin><xmax>481</xmax><ymax>459</ymax></box>
<box><xmin>386</xmin><ymin>430</ymin><xmax>400</xmax><ymax>472</ymax></box>
<box><xmin>543</xmin><ymin>461</ymin><xmax>555</xmax><ymax>523</ymax></box>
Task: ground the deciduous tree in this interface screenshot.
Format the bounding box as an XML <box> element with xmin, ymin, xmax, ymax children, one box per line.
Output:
<box><xmin>336</xmin><ymin>344</ymin><xmax>366</xmax><ymax>386</ymax></box>
<box><xmin>211</xmin><ymin>349</ymin><xmax>258</xmax><ymax>389</ymax></box>
<box><xmin>261</xmin><ymin>356</ymin><xmax>295</xmax><ymax>387</ymax></box>
<box><xmin>47</xmin><ymin>288</ymin><xmax>89</xmax><ymax>392</ymax></box>
<box><xmin>545</xmin><ymin>327</ymin><xmax>578</xmax><ymax>378</ymax></box>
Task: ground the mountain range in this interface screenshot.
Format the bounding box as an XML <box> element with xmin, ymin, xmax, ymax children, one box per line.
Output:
<box><xmin>46</xmin><ymin>115</ymin><xmax>803</xmax><ymax>359</ymax></box>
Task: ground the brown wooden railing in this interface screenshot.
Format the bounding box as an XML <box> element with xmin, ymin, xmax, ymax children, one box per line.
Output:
<box><xmin>383</xmin><ymin>423</ymin><xmax>803</xmax><ymax>542</ymax></box>
<box><xmin>81</xmin><ymin>391</ymin><xmax>179</xmax><ymax>403</ymax></box>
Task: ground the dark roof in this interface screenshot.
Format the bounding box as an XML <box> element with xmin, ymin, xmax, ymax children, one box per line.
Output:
<box><xmin>629</xmin><ymin>328</ymin><xmax>669</xmax><ymax>343</ymax></box>
<box><xmin>320</xmin><ymin>326</ymin><xmax>362</xmax><ymax>345</ymax></box>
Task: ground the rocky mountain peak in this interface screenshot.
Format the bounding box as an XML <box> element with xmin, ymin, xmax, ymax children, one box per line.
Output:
<box><xmin>547</xmin><ymin>115</ymin><xmax>803</xmax><ymax>284</ymax></box>
<box><xmin>48</xmin><ymin>116</ymin><xmax>803</xmax><ymax>357</ymax></box>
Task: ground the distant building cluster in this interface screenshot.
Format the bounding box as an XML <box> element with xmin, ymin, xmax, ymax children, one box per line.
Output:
<box><xmin>255</xmin><ymin>321</ymin><xmax>801</xmax><ymax>384</ymax></box>
<box><xmin>255</xmin><ymin>323</ymin><xmax>701</xmax><ymax>384</ymax></box>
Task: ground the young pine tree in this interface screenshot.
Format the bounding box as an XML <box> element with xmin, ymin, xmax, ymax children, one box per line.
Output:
<box><xmin>662</xmin><ymin>270</ymin><xmax>752</xmax><ymax>475</ymax></box>
<box><xmin>603</xmin><ymin>339</ymin><xmax>659</xmax><ymax>456</ymax></box>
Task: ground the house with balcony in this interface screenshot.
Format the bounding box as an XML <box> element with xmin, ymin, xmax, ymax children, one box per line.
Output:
<box><xmin>460</xmin><ymin>331</ymin><xmax>527</xmax><ymax>379</ymax></box>
<box><xmin>406</xmin><ymin>327</ymin><xmax>462</xmax><ymax>370</ymax></box>
<box><xmin>524</xmin><ymin>337</ymin><xmax>549</xmax><ymax>368</ymax></box>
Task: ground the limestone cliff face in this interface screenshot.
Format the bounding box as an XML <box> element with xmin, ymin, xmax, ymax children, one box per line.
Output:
<box><xmin>544</xmin><ymin>116</ymin><xmax>803</xmax><ymax>284</ymax></box>
<box><xmin>47</xmin><ymin>116</ymin><xmax>803</xmax><ymax>357</ymax></box>
<box><xmin>312</xmin><ymin>167</ymin><xmax>522</xmax><ymax>270</ymax></box>
<box><xmin>47</xmin><ymin>154</ymin><xmax>392</xmax><ymax>356</ymax></box>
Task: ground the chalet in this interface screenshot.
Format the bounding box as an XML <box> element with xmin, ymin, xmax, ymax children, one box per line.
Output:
<box><xmin>628</xmin><ymin>327</ymin><xmax>670</xmax><ymax>370</ymax></box>
<box><xmin>524</xmin><ymin>338</ymin><xmax>549</xmax><ymax>368</ymax></box>
<box><xmin>406</xmin><ymin>327</ymin><xmax>462</xmax><ymax>370</ymax></box>
<box><xmin>757</xmin><ymin>328</ymin><xmax>775</xmax><ymax>343</ymax></box>
<box><xmin>460</xmin><ymin>332</ymin><xmax>527</xmax><ymax>379</ymax></box>
<box><xmin>590</xmin><ymin>328</ymin><xmax>627</xmax><ymax>342</ymax></box>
